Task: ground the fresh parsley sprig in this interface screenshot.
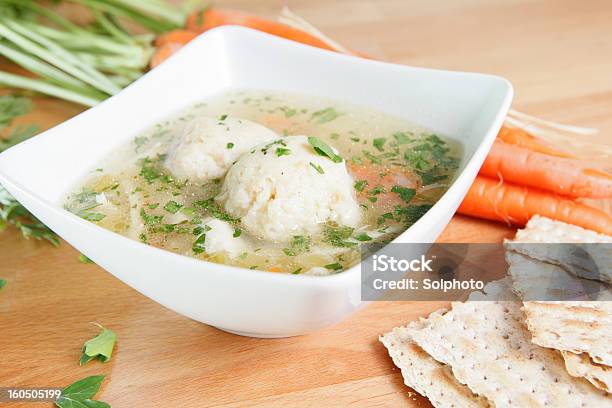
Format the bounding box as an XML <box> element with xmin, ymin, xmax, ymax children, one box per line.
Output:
<box><xmin>55</xmin><ymin>375</ymin><xmax>109</xmax><ymax>408</ymax></box>
<box><xmin>80</xmin><ymin>324</ymin><xmax>117</xmax><ymax>366</ymax></box>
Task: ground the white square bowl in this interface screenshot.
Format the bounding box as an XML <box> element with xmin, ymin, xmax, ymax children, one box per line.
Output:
<box><xmin>0</xmin><ymin>26</ymin><xmax>512</xmax><ymax>337</ymax></box>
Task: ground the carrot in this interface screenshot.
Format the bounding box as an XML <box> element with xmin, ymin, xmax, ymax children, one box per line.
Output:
<box><xmin>150</xmin><ymin>43</ymin><xmax>184</xmax><ymax>68</ymax></box>
<box><xmin>458</xmin><ymin>176</ymin><xmax>612</xmax><ymax>235</ymax></box>
<box><xmin>480</xmin><ymin>140</ymin><xmax>612</xmax><ymax>198</ymax></box>
<box><xmin>497</xmin><ymin>126</ymin><xmax>573</xmax><ymax>158</ymax></box>
<box><xmin>154</xmin><ymin>29</ymin><xmax>199</xmax><ymax>47</ymax></box>
<box><xmin>186</xmin><ymin>8</ymin><xmax>344</xmax><ymax>53</ymax></box>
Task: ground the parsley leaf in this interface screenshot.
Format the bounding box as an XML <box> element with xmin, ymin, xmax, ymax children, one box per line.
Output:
<box><xmin>310</xmin><ymin>107</ymin><xmax>339</xmax><ymax>124</ymax></box>
<box><xmin>392</xmin><ymin>132</ymin><xmax>412</xmax><ymax>144</ymax></box>
<box><xmin>369</xmin><ymin>186</ymin><xmax>385</xmax><ymax>196</ymax></box>
<box><xmin>323</xmin><ymin>223</ymin><xmax>357</xmax><ymax>248</ymax></box>
<box><xmin>324</xmin><ymin>263</ymin><xmax>343</xmax><ymax>272</ymax></box>
<box><xmin>0</xmin><ymin>279</ymin><xmax>6</xmax><ymax>290</ymax></box>
<box><xmin>0</xmin><ymin>123</ymin><xmax>39</xmax><ymax>151</ymax></box>
<box><xmin>354</xmin><ymin>180</ymin><xmax>368</xmax><ymax>192</ymax></box>
<box><xmin>373</xmin><ymin>138</ymin><xmax>386</xmax><ymax>152</ymax></box>
<box><xmin>309</xmin><ymin>162</ymin><xmax>324</xmax><ymax>174</ymax></box>
<box><xmin>276</xmin><ymin>147</ymin><xmax>291</xmax><ymax>157</ymax></box>
<box><xmin>354</xmin><ymin>232</ymin><xmax>373</xmax><ymax>242</ymax></box>
<box><xmin>0</xmin><ymin>95</ymin><xmax>31</xmax><ymax>130</ymax></box>
<box><xmin>0</xmin><ymin>185</ymin><xmax>59</xmax><ymax>245</ymax></box>
<box><xmin>163</xmin><ymin>200</ymin><xmax>183</xmax><ymax>214</ymax></box>
<box><xmin>193</xmin><ymin>199</ymin><xmax>239</xmax><ymax>223</ymax></box>
<box><xmin>55</xmin><ymin>375</ymin><xmax>109</xmax><ymax>408</ymax></box>
<box><xmin>140</xmin><ymin>208</ymin><xmax>163</xmax><ymax>225</ymax></box>
<box><xmin>362</xmin><ymin>150</ymin><xmax>381</xmax><ymax>164</ymax></box>
<box><xmin>226</xmin><ymin>142</ymin><xmax>234</xmax><ymax>149</ymax></box>
<box><xmin>78</xmin><ymin>254</ymin><xmax>94</xmax><ymax>264</ymax></box>
<box><xmin>283</xmin><ymin>235</ymin><xmax>311</xmax><ymax>256</ymax></box>
<box><xmin>192</xmin><ymin>233</ymin><xmax>206</xmax><ymax>254</ymax></box>
<box><xmin>395</xmin><ymin>204</ymin><xmax>433</xmax><ymax>223</ymax></box>
<box><xmin>391</xmin><ymin>186</ymin><xmax>416</xmax><ymax>203</ymax></box>
<box><xmin>80</xmin><ymin>325</ymin><xmax>116</xmax><ymax>365</ymax></box>
<box><xmin>233</xmin><ymin>228</ymin><xmax>242</xmax><ymax>238</ymax></box>
<box><xmin>80</xmin><ymin>212</ymin><xmax>106</xmax><ymax>222</ymax></box>
<box><xmin>307</xmin><ymin>137</ymin><xmax>343</xmax><ymax>163</ymax></box>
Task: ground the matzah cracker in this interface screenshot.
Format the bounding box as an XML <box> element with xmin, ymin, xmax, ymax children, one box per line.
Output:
<box><xmin>522</xmin><ymin>301</ymin><xmax>612</xmax><ymax>366</ymax></box>
<box><xmin>467</xmin><ymin>277</ymin><xmax>515</xmax><ymax>301</ymax></box>
<box><xmin>562</xmin><ymin>351</ymin><xmax>612</xmax><ymax>393</ymax></box>
<box><xmin>380</xmin><ymin>316</ymin><xmax>490</xmax><ymax>408</ymax></box>
<box><xmin>508</xmin><ymin>215</ymin><xmax>611</xmax><ymax>284</ymax></box>
<box><xmin>506</xmin><ymin>251</ymin><xmax>612</xmax><ymax>301</ymax></box>
<box><xmin>409</xmin><ymin>301</ymin><xmax>610</xmax><ymax>407</ymax></box>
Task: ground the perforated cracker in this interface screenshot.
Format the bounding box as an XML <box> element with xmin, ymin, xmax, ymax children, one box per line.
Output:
<box><xmin>380</xmin><ymin>315</ymin><xmax>490</xmax><ymax>408</ymax></box>
<box><xmin>562</xmin><ymin>351</ymin><xmax>612</xmax><ymax>393</ymax></box>
<box><xmin>508</xmin><ymin>215</ymin><xmax>611</xmax><ymax>284</ymax></box>
<box><xmin>506</xmin><ymin>251</ymin><xmax>612</xmax><ymax>301</ymax></box>
<box><xmin>409</xmin><ymin>301</ymin><xmax>610</xmax><ymax>407</ymax></box>
<box><xmin>522</xmin><ymin>301</ymin><xmax>612</xmax><ymax>367</ymax></box>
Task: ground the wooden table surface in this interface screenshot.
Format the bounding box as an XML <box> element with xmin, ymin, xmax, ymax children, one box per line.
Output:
<box><xmin>1</xmin><ymin>1</ymin><xmax>611</xmax><ymax>406</ymax></box>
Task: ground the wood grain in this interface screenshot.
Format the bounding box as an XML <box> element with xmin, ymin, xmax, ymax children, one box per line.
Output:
<box><xmin>1</xmin><ymin>1</ymin><xmax>611</xmax><ymax>406</ymax></box>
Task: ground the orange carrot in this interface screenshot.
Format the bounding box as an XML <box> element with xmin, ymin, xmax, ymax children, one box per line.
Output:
<box><xmin>154</xmin><ymin>29</ymin><xmax>199</xmax><ymax>47</ymax></box>
<box><xmin>186</xmin><ymin>8</ymin><xmax>347</xmax><ymax>53</ymax></box>
<box><xmin>458</xmin><ymin>176</ymin><xmax>612</xmax><ymax>235</ymax></box>
<box><xmin>480</xmin><ymin>140</ymin><xmax>612</xmax><ymax>198</ymax></box>
<box><xmin>497</xmin><ymin>126</ymin><xmax>573</xmax><ymax>158</ymax></box>
<box><xmin>150</xmin><ymin>43</ymin><xmax>184</xmax><ymax>68</ymax></box>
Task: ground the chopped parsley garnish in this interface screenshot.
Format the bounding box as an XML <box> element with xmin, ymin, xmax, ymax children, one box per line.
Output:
<box><xmin>368</xmin><ymin>186</ymin><xmax>385</xmax><ymax>195</ymax></box>
<box><xmin>393</xmin><ymin>132</ymin><xmax>412</xmax><ymax>144</ymax></box>
<box><xmin>140</xmin><ymin>154</ymin><xmax>172</xmax><ymax>184</ymax></box>
<box><xmin>192</xmin><ymin>233</ymin><xmax>206</xmax><ymax>254</ymax></box>
<box><xmin>226</xmin><ymin>142</ymin><xmax>234</xmax><ymax>149</ymax></box>
<box><xmin>80</xmin><ymin>212</ymin><xmax>106</xmax><ymax>222</ymax></box>
<box><xmin>309</xmin><ymin>162</ymin><xmax>324</xmax><ymax>174</ymax></box>
<box><xmin>391</xmin><ymin>186</ymin><xmax>416</xmax><ymax>203</ymax></box>
<box><xmin>377</xmin><ymin>212</ymin><xmax>394</xmax><ymax>225</ymax></box>
<box><xmin>134</xmin><ymin>135</ymin><xmax>148</xmax><ymax>151</ymax></box>
<box><xmin>233</xmin><ymin>228</ymin><xmax>242</xmax><ymax>238</ymax></box>
<box><xmin>260</xmin><ymin>139</ymin><xmax>287</xmax><ymax>155</ymax></box>
<box><xmin>362</xmin><ymin>150</ymin><xmax>381</xmax><ymax>164</ymax></box>
<box><xmin>354</xmin><ymin>233</ymin><xmax>373</xmax><ymax>242</ymax></box>
<box><xmin>373</xmin><ymin>138</ymin><xmax>386</xmax><ymax>152</ymax></box>
<box><xmin>163</xmin><ymin>200</ymin><xmax>183</xmax><ymax>214</ymax></box>
<box><xmin>276</xmin><ymin>147</ymin><xmax>291</xmax><ymax>157</ymax></box>
<box><xmin>323</xmin><ymin>223</ymin><xmax>357</xmax><ymax>248</ymax></box>
<box><xmin>283</xmin><ymin>235</ymin><xmax>311</xmax><ymax>256</ymax></box>
<box><xmin>219</xmin><ymin>114</ymin><xmax>228</xmax><ymax>121</ymax></box>
<box><xmin>354</xmin><ymin>180</ymin><xmax>368</xmax><ymax>192</ymax></box>
<box><xmin>394</xmin><ymin>204</ymin><xmax>433</xmax><ymax>223</ymax></box>
<box><xmin>80</xmin><ymin>324</ymin><xmax>116</xmax><ymax>365</ymax></box>
<box><xmin>147</xmin><ymin>203</ymin><xmax>159</xmax><ymax>209</ymax></box>
<box><xmin>140</xmin><ymin>208</ymin><xmax>163</xmax><ymax>225</ymax></box>
<box><xmin>279</xmin><ymin>106</ymin><xmax>296</xmax><ymax>117</ymax></box>
<box><xmin>402</xmin><ymin>134</ymin><xmax>459</xmax><ymax>185</ymax></box>
<box><xmin>292</xmin><ymin>267</ymin><xmax>303</xmax><ymax>274</ymax></box>
<box><xmin>0</xmin><ymin>279</ymin><xmax>6</xmax><ymax>290</ymax></box>
<box><xmin>307</xmin><ymin>136</ymin><xmax>343</xmax><ymax>163</ymax></box>
<box><xmin>310</xmin><ymin>107</ymin><xmax>339</xmax><ymax>124</ymax></box>
<box><xmin>194</xmin><ymin>199</ymin><xmax>239</xmax><ymax>223</ymax></box>
<box><xmin>324</xmin><ymin>263</ymin><xmax>343</xmax><ymax>272</ymax></box>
